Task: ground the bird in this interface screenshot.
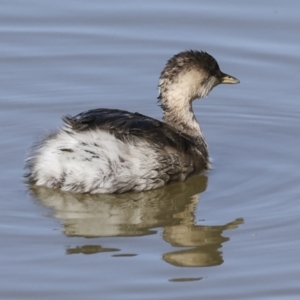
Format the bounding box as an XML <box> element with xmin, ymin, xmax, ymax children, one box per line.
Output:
<box><xmin>25</xmin><ymin>50</ymin><xmax>239</xmax><ymax>194</ymax></box>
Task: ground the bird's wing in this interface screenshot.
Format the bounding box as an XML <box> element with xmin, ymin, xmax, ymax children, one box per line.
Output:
<box><xmin>62</xmin><ymin>108</ymin><xmax>195</xmax><ymax>151</ymax></box>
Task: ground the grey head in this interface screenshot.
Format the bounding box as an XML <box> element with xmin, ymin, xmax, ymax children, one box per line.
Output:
<box><xmin>158</xmin><ymin>50</ymin><xmax>240</xmax><ymax>110</ymax></box>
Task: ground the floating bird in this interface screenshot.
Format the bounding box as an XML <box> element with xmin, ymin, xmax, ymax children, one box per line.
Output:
<box><xmin>25</xmin><ymin>50</ymin><xmax>239</xmax><ymax>193</ymax></box>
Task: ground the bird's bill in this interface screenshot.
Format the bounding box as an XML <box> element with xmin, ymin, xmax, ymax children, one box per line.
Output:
<box><xmin>219</xmin><ymin>72</ymin><xmax>240</xmax><ymax>84</ymax></box>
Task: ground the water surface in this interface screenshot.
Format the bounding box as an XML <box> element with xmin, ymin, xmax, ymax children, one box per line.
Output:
<box><xmin>1</xmin><ymin>1</ymin><xmax>300</xmax><ymax>299</ymax></box>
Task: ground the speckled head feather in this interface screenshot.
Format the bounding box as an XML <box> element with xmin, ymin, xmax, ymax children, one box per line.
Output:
<box><xmin>160</xmin><ymin>50</ymin><xmax>221</xmax><ymax>82</ymax></box>
<box><xmin>157</xmin><ymin>50</ymin><xmax>224</xmax><ymax>112</ymax></box>
<box><xmin>157</xmin><ymin>50</ymin><xmax>239</xmax><ymax>139</ymax></box>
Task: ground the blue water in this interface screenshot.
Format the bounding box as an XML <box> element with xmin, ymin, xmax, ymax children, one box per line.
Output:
<box><xmin>1</xmin><ymin>1</ymin><xmax>300</xmax><ymax>299</ymax></box>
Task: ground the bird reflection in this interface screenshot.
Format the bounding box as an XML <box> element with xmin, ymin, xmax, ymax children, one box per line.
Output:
<box><xmin>163</xmin><ymin>218</ymin><xmax>243</xmax><ymax>267</ymax></box>
<box><xmin>29</xmin><ymin>175</ymin><xmax>243</xmax><ymax>267</ymax></box>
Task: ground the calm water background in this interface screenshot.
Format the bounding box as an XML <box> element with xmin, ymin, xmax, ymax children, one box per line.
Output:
<box><xmin>1</xmin><ymin>1</ymin><xmax>300</xmax><ymax>299</ymax></box>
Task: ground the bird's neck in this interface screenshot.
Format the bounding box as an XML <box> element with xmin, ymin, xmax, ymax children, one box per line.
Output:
<box><xmin>158</xmin><ymin>69</ymin><xmax>213</xmax><ymax>142</ymax></box>
<box><xmin>161</xmin><ymin>98</ymin><xmax>203</xmax><ymax>140</ymax></box>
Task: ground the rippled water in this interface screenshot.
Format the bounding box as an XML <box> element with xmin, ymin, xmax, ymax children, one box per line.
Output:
<box><xmin>1</xmin><ymin>1</ymin><xmax>300</xmax><ymax>299</ymax></box>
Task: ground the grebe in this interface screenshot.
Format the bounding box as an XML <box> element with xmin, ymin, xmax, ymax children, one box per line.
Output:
<box><xmin>25</xmin><ymin>50</ymin><xmax>239</xmax><ymax>194</ymax></box>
